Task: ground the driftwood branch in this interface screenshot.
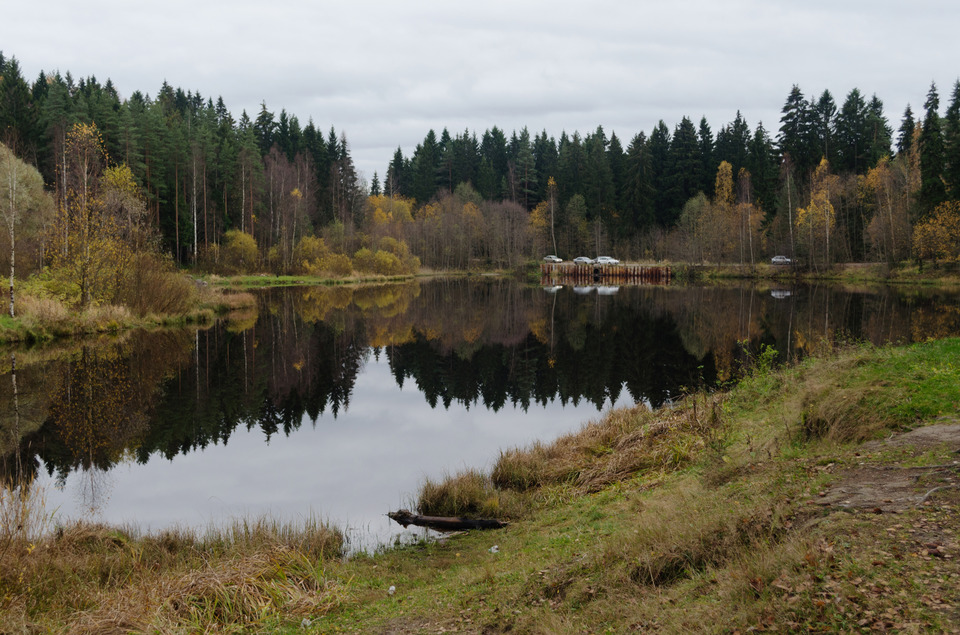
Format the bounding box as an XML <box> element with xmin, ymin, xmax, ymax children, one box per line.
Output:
<box><xmin>388</xmin><ymin>509</ymin><xmax>508</xmax><ymax>531</ymax></box>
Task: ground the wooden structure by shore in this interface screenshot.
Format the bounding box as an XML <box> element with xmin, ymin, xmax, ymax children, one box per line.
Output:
<box><xmin>540</xmin><ymin>262</ymin><xmax>671</xmax><ymax>285</ymax></box>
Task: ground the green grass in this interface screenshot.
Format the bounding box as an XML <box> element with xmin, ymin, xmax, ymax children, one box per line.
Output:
<box><xmin>3</xmin><ymin>339</ymin><xmax>960</xmax><ymax>633</ymax></box>
<box><xmin>690</xmin><ymin>261</ymin><xmax>960</xmax><ymax>287</ymax></box>
<box><xmin>207</xmin><ymin>273</ymin><xmax>417</xmax><ymax>288</ymax></box>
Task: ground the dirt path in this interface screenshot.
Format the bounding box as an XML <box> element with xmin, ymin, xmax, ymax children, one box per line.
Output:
<box><xmin>817</xmin><ymin>421</ymin><xmax>960</xmax><ymax>513</ymax></box>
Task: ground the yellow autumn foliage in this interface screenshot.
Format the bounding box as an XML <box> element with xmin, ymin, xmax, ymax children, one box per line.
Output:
<box><xmin>913</xmin><ymin>201</ymin><xmax>960</xmax><ymax>263</ymax></box>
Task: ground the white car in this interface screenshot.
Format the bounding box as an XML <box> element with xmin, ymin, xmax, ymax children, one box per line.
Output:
<box><xmin>595</xmin><ymin>256</ymin><xmax>620</xmax><ymax>265</ymax></box>
<box><xmin>573</xmin><ymin>256</ymin><xmax>595</xmax><ymax>265</ymax></box>
<box><xmin>770</xmin><ymin>255</ymin><xmax>792</xmax><ymax>265</ymax></box>
<box><xmin>542</xmin><ymin>255</ymin><xmax>562</xmax><ymax>263</ymax></box>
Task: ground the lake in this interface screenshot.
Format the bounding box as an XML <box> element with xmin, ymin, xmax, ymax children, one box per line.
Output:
<box><xmin>2</xmin><ymin>278</ymin><xmax>958</xmax><ymax>551</ymax></box>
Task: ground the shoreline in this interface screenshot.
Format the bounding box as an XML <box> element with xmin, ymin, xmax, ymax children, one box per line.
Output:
<box><xmin>2</xmin><ymin>338</ymin><xmax>959</xmax><ymax>632</ymax></box>
<box><xmin>2</xmin><ymin>260</ymin><xmax>956</xmax><ymax>344</ymax></box>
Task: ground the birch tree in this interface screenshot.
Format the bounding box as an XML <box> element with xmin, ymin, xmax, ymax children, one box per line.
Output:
<box><xmin>0</xmin><ymin>142</ymin><xmax>54</xmax><ymax>316</ymax></box>
<box><xmin>796</xmin><ymin>159</ymin><xmax>840</xmax><ymax>270</ymax></box>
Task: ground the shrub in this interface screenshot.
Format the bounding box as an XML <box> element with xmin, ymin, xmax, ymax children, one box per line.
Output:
<box><xmin>293</xmin><ymin>236</ymin><xmax>330</xmax><ymax>273</ymax></box>
<box><xmin>222</xmin><ymin>230</ymin><xmax>259</xmax><ymax>273</ymax></box>
<box><xmin>404</xmin><ymin>254</ymin><xmax>421</xmax><ymax>273</ymax></box>
<box><xmin>378</xmin><ymin>236</ymin><xmax>402</xmax><ymax>256</ymax></box>
<box><xmin>373</xmin><ymin>250</ymin><xmax>403</xmax><ymax>275</ymax></box>
<box><xmin>318</xmin><ymin>253</ymin><xmax>353</xmax><ymax>277</ymax></box>
<box><xmin>352</xmin><ymin>247</ymin><xmax>376</xmax><ymax>272</ymax></box>
<box><xmin>116</xmin><ymin>252</ymin><xmax>198</xmax><ymax>316</ymax></box>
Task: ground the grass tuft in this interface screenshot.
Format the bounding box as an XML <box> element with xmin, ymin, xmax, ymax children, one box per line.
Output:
<box><xmin>417</xmin><ymin>469</ymin><xmax>527</xmax><ymax>519</ymax></box>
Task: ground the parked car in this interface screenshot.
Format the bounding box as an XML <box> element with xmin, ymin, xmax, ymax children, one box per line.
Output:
<box><xmin>573</xmin><ymin>256</ymin><xmax>595</xmax><ymax>265</ymax></box>
<box><xmin>542</xmin><ymin>255</ymin><xmax>563</xmax><ymax>263</ymax></box>
<box><xmin>770</xmin><ymin>255</ymin><xmax>792</xmax><ymax>265</ymax></box>
<box><xmin>595</xmin><ymin>256</ymin><xmax>620</xmax><ymax>265</ymax></box>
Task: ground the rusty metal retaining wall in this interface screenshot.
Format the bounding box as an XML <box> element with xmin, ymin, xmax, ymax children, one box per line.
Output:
<box><xmin>540</xmin><ymin>263</ymin><xmax>672</xmax><ymax>285</ymax></box>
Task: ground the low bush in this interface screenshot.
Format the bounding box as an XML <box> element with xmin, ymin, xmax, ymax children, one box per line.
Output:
<box><xmin>353</xmin><ymin>247</ymin><xmax>376</xmax><ymax>272</ymax></box>
<box><xmin>373</xmin><ymin>250</ymin><xmax>404</xmax><ymax>275</ymax></box>
<box><xmin>318</xmin><ymin>253</ymin><xmax>353</xmax><ymax>277</ymax></box>
<box><xmin>117</xmin><ymin>253</ymin><xmax>199</xmax><ymax>316</ymax></box>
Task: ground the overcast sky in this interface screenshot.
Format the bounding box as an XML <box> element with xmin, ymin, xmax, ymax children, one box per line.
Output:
<box><xmin>4</xmin><ymin>0</ymin><xmax>959</xmax><ymax>180</ymax></box>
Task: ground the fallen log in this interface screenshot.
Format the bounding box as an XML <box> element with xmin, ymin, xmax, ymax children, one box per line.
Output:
<box><xmin>387</xmin><ymin>509</ymin><xmax>508</xmax><ymax>531</ymax></box>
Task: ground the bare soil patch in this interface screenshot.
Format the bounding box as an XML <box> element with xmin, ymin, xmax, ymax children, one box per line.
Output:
<box><xmin>817</xmin><ymin>421</ymin><xmax>960</xmax><ymax>513</ymax></box>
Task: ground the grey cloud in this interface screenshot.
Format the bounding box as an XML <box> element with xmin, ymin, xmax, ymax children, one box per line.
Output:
<box><xmin>5</xmin><ymin>0</ymin><xmax>960</xmax><ymax>179</ymax></box>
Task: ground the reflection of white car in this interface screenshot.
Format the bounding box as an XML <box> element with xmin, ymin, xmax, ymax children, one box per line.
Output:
<box><xmin>770</xmin><ymin>255</ymin><xmax>792</xmax><ymax>265</ymax></box>
<box><xmin>595</xmin><ymin>256</ymin><xmax>620</xmax><ymax>265</ymax></box>
<box><xmin>542</xmin><ymin>255</ymin><xmax>562</xmax><ymax>263</ymax></box>
<box><xmin>573</xmin><ymin>256</ymin><xmax>595</xmax><ymax>265</ymax></box>
<box><xmin>596</xmin><ymin>286</ymin><xmax>620</xmax><ymax>295</ymax></box>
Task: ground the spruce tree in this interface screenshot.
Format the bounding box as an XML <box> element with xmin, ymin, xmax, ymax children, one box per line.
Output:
<box><xmin>412</xmin><ymin>129</ymin><xmax>440</xmax><ymax>204</ymax></box>
<box><xmin>667</xmin><ymin>116</ymin><xmax>702</xmax><ymax>220</ymax></box>
<box><xmin>254</xmin><ymin>102</ymin><xmax>276</xmax><ymax>155</ymax></box>
<box><xmin>0</xmin><ymin>56</ymin><xmax>39</xmax><ymax>159</ymax></box>
<box><xmin>624</xmin><ymin>132</ymin><xmax>655</xmax><ymax>232</ymax></box>
<box><xmin>813</xmin><ymin>89</ymin><xmax>837</xmax><ymax>165</ymax></box>
<box><xmin>607</xmin><ymin>131</ymin><xmax>626</xmax><ymax>221</ymax></box>
<box><xmin>834</xmin><ymin>88</ymin><xmax>868</xmax><ymax>173</ymax></box>
<box><xmin>698</xmin><ymin>117</ymin><xmax>715</xmax><ymax>197</ymax></box>
<box><xmin>778</xmin><ymin>85</ymin><xmax>815</xmax><ymax>174</ymax></box>
<box><xmin>942</xmin><ymin>80</ymin><xmax>960</xmax><ymax>199</ymax></box>
<box><xmin>532</xmin><ymin>130</ymin><xmax>557</xmax><ymax>204</ymax></box>
<box><xmin>648</xmin><ymin>121</ymin><xmax>671</xmax><ymax>226</ymax></box>
<box><xmin>747</xmin><ymin>122</ymin><xmax>778</xmax><ymax>219</ymax></box>
<box><xmin>918</xmin><ymin>82</ymin><xmax>946</xmax><ymax>216</ymax></box>
<box><xmin>897</xmin><ymin>105</ymin><xmax>915</xmax><ymax>156</ymax></box>
<box><xmin>865</xmin><ymin>94</ymin><xmax>892</xmax><ymax>170</ymax></box>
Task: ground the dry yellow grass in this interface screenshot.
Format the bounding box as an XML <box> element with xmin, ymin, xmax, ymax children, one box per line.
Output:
<box><xmin>0</xmin><ymin>509</ymin><xmax>344</xmax><ymax>634</ymax></box>
<box><xmin>490</xmin><ymin>396</ymin><xmax>726</xmax><ymax>496</ymax></box>
<box><xmin>16</xmin><ymin>294</ymin><xmax>71</xmax><ymax>326</ymax></box>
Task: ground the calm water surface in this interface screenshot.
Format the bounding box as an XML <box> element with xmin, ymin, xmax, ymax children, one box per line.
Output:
<box><xmin>3</xmin><ymin>278</ymin><xmax>958</xmax><ymax>551</ymax></box>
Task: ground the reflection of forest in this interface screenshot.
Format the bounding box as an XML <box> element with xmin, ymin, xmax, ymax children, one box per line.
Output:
<box><xmin>2</xmin><ymin>280</ymin><xmax>959</xmax><ymax>485</ymax></box>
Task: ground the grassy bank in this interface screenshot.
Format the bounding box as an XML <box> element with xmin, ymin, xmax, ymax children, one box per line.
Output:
<box><xmin>2</xmin><ymin>339</ymin><xmax>959</xmax><ymax>632</ymax></box>
<box><xmin>205</xmin><ymin>272</ymin><xmax>419</xmax><ymax>288</ymax></box>
<box><xmin>0</xmin><ymin>285</ymin><xmax>256</xmax><ymax>343</ymax></box>
<box><xmin>202</xmin><ymin>267</ymin><xmax>513</xmax><ymax>289</ymax></box>
<box><xmin>688</xmin><ymin>260</ymin><xmax>960</xmax><ymax>286</ymax></box>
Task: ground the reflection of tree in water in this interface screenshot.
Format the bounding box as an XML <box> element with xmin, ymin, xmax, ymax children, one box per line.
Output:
<box><xmin>1</xmin><ymin>332</ymin><xmax>195</xmax><ymax>484</ymax></box>
<box><xmin>50</xmin><ymin>346</ymin><xmax>146</xmax><ymax>478</ymax></box>
<box><xmin>4</xmin><ymin>280</ymin><xmax>960</xmax><ymax>484</ymax></box>
<box><xmin>386</xmin><ymin>287</ymin><xmax>711</xmax><ymax>410</ymax></box>
<box><xmin>76</xmin><ymin>465</ymin><xmax>112</xmax><ymax>517</ymax></box>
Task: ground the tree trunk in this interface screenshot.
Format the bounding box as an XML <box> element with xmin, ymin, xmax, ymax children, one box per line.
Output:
<box><xmin>388</xmin><ymin>509</ymin><xmax>508</xmax><ymax>531</ymax></box>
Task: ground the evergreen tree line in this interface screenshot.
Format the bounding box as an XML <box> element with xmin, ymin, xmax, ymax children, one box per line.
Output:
<box><xmin>3</xmin><ymin>49</ymin><xmax>960</xmax><ymax>267</ymax></box>
<box><xmin>388</xmin><ymin>82</ymin><xmax>960</xmax><ymax>264</ymax></box>
<box><xmin>0</xmin><ymin>52</ymin><xmax>365</xmax><ymax>268</ymax></box>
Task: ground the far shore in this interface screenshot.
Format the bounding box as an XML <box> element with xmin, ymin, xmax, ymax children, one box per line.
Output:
<box><xmin>1</xmin><ymin>260</ymin><xmax>956</xmax><ymax>345</ymax></box>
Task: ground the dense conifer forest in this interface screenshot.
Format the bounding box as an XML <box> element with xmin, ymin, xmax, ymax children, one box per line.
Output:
<box><xmin>2</xmin><ymin>51</ymin><xmax>960</xmax><ymax>277</ymax></box>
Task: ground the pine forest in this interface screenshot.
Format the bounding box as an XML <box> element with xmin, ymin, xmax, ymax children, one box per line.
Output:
<box><xmin>3</xmin><ymin>51</ymin><xmax>960</xmax><ymax>287</ymax></box>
